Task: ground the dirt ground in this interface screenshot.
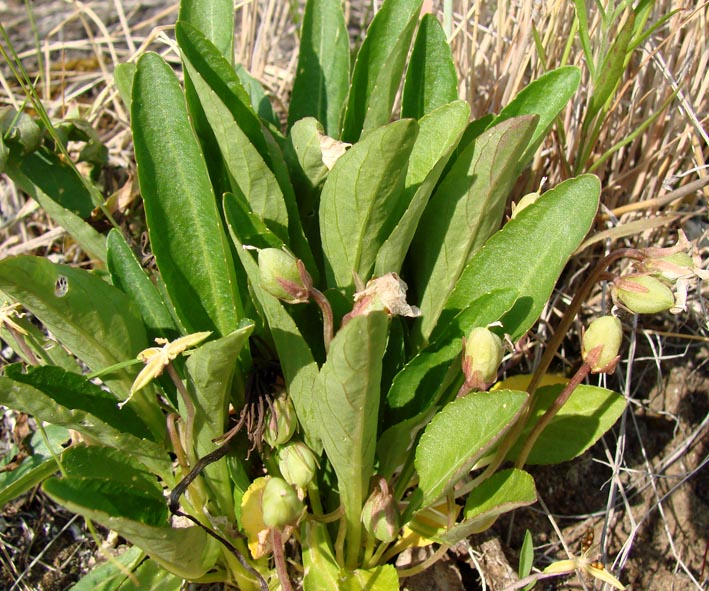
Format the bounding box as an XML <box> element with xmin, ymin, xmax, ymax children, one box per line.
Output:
<box><xmin>1</xmin><ymin>1</ymin><xmax>708</xmax><ymax>590</ymax></box>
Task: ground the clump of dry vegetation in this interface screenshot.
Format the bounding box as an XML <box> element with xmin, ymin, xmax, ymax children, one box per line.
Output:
<box><xmin>1</xmin><ymin>1</ymin><xmax>707</xmax><ymax>590</ymax></box>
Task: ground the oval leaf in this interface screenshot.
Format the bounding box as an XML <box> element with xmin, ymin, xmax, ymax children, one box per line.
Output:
<box><xmin>288</xmin><ymin>0</ymin><xmax>350</xmax><ymax>135</ymax></box>
<box><xmin>314</xmin><ymin>312</ymin><xmax>389</xmax><ymax>564</ymax></box>
<box><xmin>437</xmin><ymin>468</ymin><xmax>537</xmax><ymax>544</ymax></box>
<box><xmin>132</xmin><ymin>51</ymin><xmax>242</xmax><ymax>336</ymax></box>
<box><xmin>415</xmin><ymin>389</ymin><xmax>528</xmax><ymax>506</ymax></box>
<box><xmin>410</xmin><ymin>114</ymin><xmax>537</xmax><ymax>344</ymax></box>
<box><xmin>436</xmin><ymin>174</ymin><xmax>601</xmax><ymax>342</ymax></box>
<box><xmin>320</xmin><ymin>119</ymin><xmax>418</xmax><ymax>290</ymax></box>
<box><xmin>401</xmin><ymin>13</ymin><xmax>458</xmax><ymax>119</ymax></box>
<box><xmin>508</xmin><ymin>384</ymin><xmax>626</xmax><ymax>465</ymax></box>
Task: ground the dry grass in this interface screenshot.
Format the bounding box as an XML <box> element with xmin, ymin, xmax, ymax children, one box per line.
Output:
<box><xmin>1</xmin><ymin>1</ymin><xmax>708</xmax><ymax>590</ymax></box>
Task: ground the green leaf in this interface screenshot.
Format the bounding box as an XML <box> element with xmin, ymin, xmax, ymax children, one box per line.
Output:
<box><xmin>0</xmin><ymin>425</ymin><xmax>68</xmax><ymax>507</ymax></box>
<box><xmin>178</xmin><ymin>0</ymin><xmax>234</xmax><ymax>60</ymax></box>
<box><xmin>234</xmin><ymin>64</ymin><xmax>281</xmax><ymax>129</ymax></box>
<box><xmin>15</xmin><ymin>147</ymin><xmax>95</xmax><ymax>217</ymax></box>
<box><xmin>0</xmin><ymin>256</ymin><xmax>146</xmax><ymax>399</ymax></box>
<box><xmin>106</xmin><ymin>229</ymin><xmax>178</xmax><ymax>339</ymax></box>
<box><xmin>320</xmin><ymin>119</ymin><xmax>418</xmax><ymax>291</ymax></box>
<box><xmin>224</xmin><ymin>194</ymin><xmax>322</xmax><ymax>450</ymax></box>
<box><xmin>0</xmin><ymin>455</ymin><xmax>59</xmax><ymax>508</ymax></box>
<box><xmin>43</xmin><ymin>479</ymin><xmax>220</xmax><ymax>580</ymax></box>
<box><xmin>302</xmin><ymin>522</ymin><xmax>341</xmax><ymax>591</ymax></box>
<box><xmin>62</xmin><ymin>445</ymin><xmax>163</xmax><ymax>496</ymax></box>
<box><xmin>385</xmin><ymin>288</ymin><xmax>517</xmax><ymax>416</ymax></box>
<box><xmin>288</xmin><ymin>0</ymin><xmax>349</xmax><ymax>135</ymax></box>
<box><xmin>0</xmin><ymin>366</ymin><xmax>169</xmax><ymax>474</ymax></box>
<box><xmin>117</xmin><ymin>559</ymin><xmax>183</xmax><ymax>591</ymax></box>
<box><xmin>415</xmin><ymin>390</ymin><xmax>527</xmax><ymax>506</ymax></box>
<box><xmin>314</xmin><ymin>312</ymin><xmax>389</xmax><ymax>566</ymax></box>
<box><xmin>176</xmin><ymin>23</ymin><xmax>316</xmax><ymax>270</ymax></box>
<box><xmin>410</xmin><ymin>115</ymin><xmax>537</xmax><ymax>344</ymax></box>
<box><xmin>3</xmin><ymin>152</ymin><xmax>106</xmax><ymax>263</ymax></box>
<box><xmin>436</xmin><ymin>174</ymin><xmax>601</xmax><ymax>342</ymax></box>
<box><xmin>132</xmin><ymin>51</ymin><xmax>242</xmax><ymax>337</ymax></box>
<box><xmin>519</xmin><ymin>529</ymin><xmax>534</xmax><ymax>579</ymax></box>
<box><xmin>186</xmin><ymin>324</ymin><xmax>254</xmax><ymax>519</ymax></box>
<box><xmin>340</xmin><ymin>564</ymin><xmax>399</xmax><ymax>591</ymax></box>
<box><xmin>401</xmin><ymin>14</ymin><xmax>458</xmax><ymax>119</ymax></box>
<box><xmin>374</xmin><ymin>100</ymin><xmax>470</xmax><ymax>276</ymax></box>
<box><xmin>68</xmin><ymin>546</ymin><xmax>144</xmax><ymax>591</ymax></box>
<box><xmin>436</xmin><ymin>469</ymin><xmax>536</xmax><ymax>544</ymax></box>
<box><xmin>45</xmin><ymin>476</ymin><xmax>167</xmax><ymax>526</ymax></box>
<box><xmin>507</xmin><ymin>384</ymin><xmax>626</xmax><ymax>465</ymax></box>
<box><xmin>177</xmin><ymin>22</ymin><xmax>288</xmax><ymax>237</ymax></box>
<box><xmin>341</xmin><ymin>0</ymin><xmax>424</xmax><ymax>141</ymax></box>
<box><xmin>113</xmin><ymin>63</ymin><xmax>136</xmax><ymax>111</ymax></box>
<box><xmin>494</xmin><ymin>66</ymin><xmax>581</xmax><ymax>170</ymax></box>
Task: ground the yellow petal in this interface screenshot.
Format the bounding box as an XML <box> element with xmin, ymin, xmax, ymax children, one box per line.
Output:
<box><xmin>165</xmin><ymin>331</ymin><xmax>212</xmax><ymax>357</ymax></box>
<box><xmin>587</xmin><ymin>564</ymin><xmax>626</xmax><ymax>590</ymax></box>
<box><xmin>241</xmin><ymin>477</ymin><xmax>272</xmax><ymax>559</ymax></box>
<box><xmin>543</xmin><ymin>558</ymin><xmax>577</xmax><ymax>575</ymax></box>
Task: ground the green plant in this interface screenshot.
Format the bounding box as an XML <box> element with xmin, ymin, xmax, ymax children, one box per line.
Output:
<box><xmin>1</xmin><ymin>0</ymin><xmax>703</xmax><ymax>589</ymax></box>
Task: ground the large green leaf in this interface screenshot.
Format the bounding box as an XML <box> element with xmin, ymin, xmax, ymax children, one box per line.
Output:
<box><xmin>374</xmin><ymin>100</ymin><xmax>470</xmax><ymax>276</ymax></box>
<box><xmin>436</xmin><ymin>469</ymin><xmax>536</xmax><ymax>544</ymax></box>
<box><xmin>507</xmin><ymin>384</ymin><xmax>626</xmax><ymax>465</ymax></box>
<box><xmin>132</xmin><ymin>51</ymin><xmax>241</xmax><ymax>336</ymax></box>
<box><xmin>340</xmin><ymin>565</ymin><xmax>399</xmax><ymax>591</ymax></box>
<box><xmin>314</xmin><ymin>312</ymin><xmax>389</xmax><ymax>566</ymax></box>
<box><xmin>3</xmin><ymin>152</ymin><xmax>106</xmax><ymax>263</ymax></box>
<box><xmin>415</xmin><ymin>390</ymin><xmax>528</xmax><ymax>506</ymax></box>
<box><xmin>185</xmin><ymin>324</ymin><xmax>254</xmax><ymax>519</ymax></box>
<box><xmin>178</xmin><ymin>0</ymin><xmax>234</xmax><ymax>61</ymax></box>
<box><xmin>401</xmin><ymin>14</ymin><xmax>458</xmax><ymax>119</ymax></box>
<box><xmin>340</xmin><ymin>0</ymin><xmax>424</xmax><ymax>141</ymax></box>
<box><xmin>0</xmin><ymin>256</ymin><xmax>146</xmax><ymax>400</ymax></box>
<box><xmin>177</xmin><ymin>23</ymin><xmax>287</xmax><ymax>236</ymax></box>
<box><xmin>494</xmin><ymin>66</ymin><xmax>581</xmax><ymax>170</ymax></box>
<box><xmin>0</xmin><ymin>366</ymin><xmax>169</xmax><ymax>475</ymax></box>
<box><xmin>435</xmin><ymin>174</ymin><xmax>601</xmax><ymax>342</ymax></box>
<box><xmin>288</xmin><ymin>0</ymin><xmax>349</xmax><ymax>135</ymax></box>
<box><xmin>43</xmin><ymin>478</ymin><xmax>220</xmax><ymax>580</ymax></box>
<box><xmin>223</xmin><ymin>193</ymin><xmax>322</xmax><ymax>450</ymax></box>
<box><xmin>177</xmin><ymin>22</ymin><xmax>316</xmax><ymax>271</ymax></box>
<box><xmin>410</xmin><ymin>115</ymin><xmax>537</xmax><ymax>345</ymax></box>
<box><xmin>106</xmin><ymin>229</ymin><xmax>178</xmax><ymax>339</ymax></box>
<box><xmin>320</xmin><ymin>119</ymin><xmax>418</xmax><ymax>291</ymax></box>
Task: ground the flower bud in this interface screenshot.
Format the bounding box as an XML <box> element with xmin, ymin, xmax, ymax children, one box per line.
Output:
<box><xmin>262</xmin><ymin>477</ymin><xmax>304</xmax><ymax>529</ymax></box>
<box><xmin>258</xmin><ymin>248</ymin><xmax>311</xmax><ymax>304</ymax></box>
<box><xmin>462</xmin><ymin>327</ymin><xmax>504</xmax><ymax>390</ymax></box>
<box><xmin>582</xmin><ymin>316</ymin><xmax>622</xmax><ymax>373</ymax></box>
<box><xmin>278</xmin><ymin>441</ymin><xmax>318</xmax><ymax>489</ymax></box>
<box><xmin>613</xmin><ymin>274</ymin><xmax>675</xmax><ymax>314</ymax></box>
<box><xmin>361</xmin><ymin>476</ymin><xmax>399</xmax><ymax>543</ymax></box>
<box><xmin>263</xmin><ymin>393</ymin><xmax>297</xmax><ymax>448</ymax></box>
